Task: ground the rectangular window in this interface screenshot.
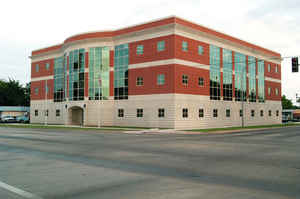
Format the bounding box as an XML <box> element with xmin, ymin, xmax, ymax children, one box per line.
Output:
<box><xmin>248</xmin><ymin>56</ymin><xmax>256</xmax><ymax>102</ymax></box>
<box><xmin>182</xmin><ymin>41</ymin><xmax>188</xmax><ymax>51</ymax></box>
<box><xmin>56</xmin><ymin>109</ymin><xmax>60</xmax><ymax>117</ymax></box>
<box><xmin>213</xmin><ymin>109</ymin><xmax>218</xmax><ymax>118</ymax></box>
<box><xmin>226</xmin><ymin>109</ymin><xmax>230</xmax><ymax>117</ymax></box>
<box><xmin>45</xmin><ymin>63</ymin><xmax>50</xmax><ymax>70</ymax></box>
<box><xmin>35</xmin><ymin>110</ymin><xmax>38</xmax><ymax>116</ymax></box>
<box><xmin>45</xmin><ymin>110</ymin><xmax>48</xmax><ymax>117</ymax></box>
<box><xmin>45</xmin><ymin>84</ymin><xmax>49</xmax><ymax>94</ymax></box>
<box><xmin>210</xmin><ymin>45</ymin><xmax>221</xmax><ymax>100</ymax></box>
<box><xmin>157</xmin><ymin>74</ymin><xmax>165</xmax><ymax>85</ymax></box>
<box><xmin>136</xmin><ymin>77</ymin><xmax>143</xmax><ymax>86</ymax></box>
<box><xmin>275</xmin><ymin>88</ymin><xmax>279</xmax><ymax>96</ymax></box>
<box><xmin>182</xmin><ymin>108</ymin><xmax>188</xmax><ymax>118</ymax></box>
<box><xmin>260</xmin><ymin>110</ymin><xmax>264</xmax><ymax>117</ymax></box>
<box><xmin>136</xmin><ymin>45</ymin><xmax>144</xmax><ymax>55</ymax></box>
<box><xmin>258</xmin><ymin>60</ymin><xmax>265</xmax><ymax>103</ymax></box>
<box><xmin>234</xmin><ymin>52</ymin><xmax>246</xmax><ymax>102</ymax></box>
<box><xmin>35</xmin><ymin>64</ymin><xmax>39</xmax><ymax>72</ymax></box>
<box><xmin>158</xmin><ymin>108</ymin><xmax>165</xmax><ymax>118</ymax></box>
<box><xmin>182</xmin><ymin>75</ymin><xmax>188</xmax><ymax>85</ymax></box>
<box><xmin>157</xmin><ymin>41</ymin><xmax>165</xmax><ymax>52</ymax></box>
<box><xmin>34</xmin><ymin>87</ymin><xmax>39</xmax><ymax>95</ymax></box>
<box><xmin>118</xmin><ymin>109</ymin><xmax>124</xmax><ymax>117</ymax></box>
<box><xmin>137</xmin><ymin>109</ymin><xmax>143</xmax><ymax>117</ymax></box>
<box><xmin>198</xmin><ymin>77</ymin><xmax>204</xmax><ymax>86</ymax></box>
<box><xmin>223</xmin><ymin>49</ymin><xmax>233</xmax><ymax>101</ymax></box>
<box><xmin>268</xmin><ymin>87</ymin><xmax>271</xmax><ymax>96</ymax></box>
<box><xmin>276</xmin><ymin>110</ymin><xmax>279</xmax><ymax>117</ymax></box>
<box><xmin>240</xmin><ymin>109</ymin><xmax>243</xmax><ymax>117</ymax></box>
<box><xmin>275</xmin><ymin>65</ymin><xmax>279</xmax><ymax>73</ymax></box>
<box><xmin>269</xmin><ymin>110</ymin><xmax>272</xmax><ymax>116</ymax></box>
<box><xmin>199</xmin><ymin>109</ymin><xmax>204</xmax><ymax>118</ymax></box>
<box><xmin>198</xmin><ymin>45</ymin><xmax>204</xmax><ymax>55</ymax></box>
<box><xmin>251</xmin><ymin>110</ymin><xmax>255</xmax><ymax>117</ymax></box>
<box><xmin>268</xmin><ymin>64</ymin><xmax>271</xmax><ymax>72</ymax></box>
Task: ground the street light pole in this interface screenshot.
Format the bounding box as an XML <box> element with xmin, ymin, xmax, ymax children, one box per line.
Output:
<box><xmin>45</xmin><ymin>79</ymin><xmax>48</xmax><ymax>126</ymax></box>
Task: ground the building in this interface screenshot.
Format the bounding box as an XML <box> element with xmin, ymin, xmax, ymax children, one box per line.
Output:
<box><xmin>0</xmin><ymin>106</ymin><xmax>30</xmax><ymax>118</ymax></box>
<box><xmin>30</xmin><ymin>16</ymin><xmax>282</xmax><ymax>129</ymax></box>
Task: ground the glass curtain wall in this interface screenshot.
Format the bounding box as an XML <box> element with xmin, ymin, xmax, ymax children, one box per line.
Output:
<box><xmin>88</xmin><ymin>47</ymin><xmax>110</xmax><ymax>100</ymax></box>
<box><xmin>258</xmin><ymin>60</ymin><xmax>265</xmax><ymax>102</ymax></box>
<box><xmin>54</xmin><ymin>57</ymin><xmax>64</xmax><ymax>102</ymax></box>
<box><xmin>210</xmin><ymin>45</ymin><xmax>221</xmax><ymax>100</ymax></box>
<box><xmin>234</xmin><ymin>52</ymin><xmax>246</xmax><ymax>101</ymax></box>
<box><xmin>248</xmin><ymin>56</ymin><xmax>256</xmax><ymax>102</ymax></box>
<box><xmin>114</xmin><ymin>44</ymin><xmax>129</xmax><ymax>100</ymax></box>
<box><xmin>69</xmin><ymin>49</ymin><xmax>85</xmax><ymax>101</ymax></box>
<box><xmin>222</xmin><ymin>49</ymin><xmax>233</xmax><ymax>101</ymax></box>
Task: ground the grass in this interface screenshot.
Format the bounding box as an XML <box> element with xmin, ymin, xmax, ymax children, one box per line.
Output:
<box><xmin>0</xmin><ymin>124</ymin><xmax>136</xmax><ymax>131</ymax></box>
<box><xmin>188</xmin><ymin>123</ymin><xmax>300</xmax><ymax>132</ymax></box>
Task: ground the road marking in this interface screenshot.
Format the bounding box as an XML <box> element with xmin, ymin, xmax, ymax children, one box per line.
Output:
<box><xmin>0</xmin><ymin>180</ymin><xmax>43</xmax><ymax>199</ymax></box>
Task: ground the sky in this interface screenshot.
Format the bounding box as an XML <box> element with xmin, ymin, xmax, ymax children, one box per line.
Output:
<box><xmin>0</xmin><ymin>0</ymin><xmax>299</xmax><ymax>104</ymax></box>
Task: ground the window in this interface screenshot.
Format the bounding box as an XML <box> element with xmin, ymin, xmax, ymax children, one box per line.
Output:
<box><xmin>198</xmin><ymin>45</ymin><xmax>204</xmax><ymax>55</ymax></box>
<box><xmin>182</xmin><ymin>41</ymin><xmax>188</xmax><ymax>51</ymax></box>
<box><xmin>136</xmin><ymin>77</ymin><xmax>143</xmax><ymax>86</ymax></box>
<box><xmin>56</xmin><ymin>109</ymin><xmax>60</xmax><ymax>117</ymax></box>
<box><xmin>157</xmin><ymin>74</ymin><xmax>165</xmax><ymax>85</ymax></box>
<box><xmin>251</xmin><ymin>110</ymin><xmax>255</xmax><ymax>117</ymax></box>
<box><xmin>240</xmin><ymin>109</ymin><xmax>243</xmax><ymax>117</ymax></box>
<box><xmin>35</xmin><ymin>64</ymin><xmax>39</xmax><ymax>72</ymax></box>
<box><xmin>275</xmin><ymin>65</ymin><xmax>279</xmax><ymax>73</ymax></box>
<box><xmin>118</xmin><ymin>109</ymin><xmax>124</xmax><ymax>117</ymax></box>
<box><xmin>35</xmin><ymin>110</ymin><xmax>38</xmax><ymax>116</ymax></box>
<box><xmin>248</xmin><ymin>56</ymin><xmax>256</xmax><ymax>102</ymax></box>
<box><xmin>223</xmin><ymin>49</ymin><xmax>233</xmax><ymax>101</ymax></box>
<box><xmin>260</xmin><ymin>110</ymin><xmax>264</xmax><ymax>117</ymax></box>
<box><xmin>268</xmin><ymin>87</ymin><xmax>271</xmax><ymax>96</ymax></box>
<box><xmin>45</xmin><ymin>84</ymin><xmax>49</xmax><ymax>94</ymax></box>
<box><xmin>269</xmin><ymin>110</ymin><xmax>272</xmax><ymax>117</ymax></box>
<box><xmin>198</xmin><ymin>77</ymin><xmax>204</xmax><ymax>86</ymax></box>
<box><xmin>34</xmin><ymin>87</ymin><xmax>39</xmax><ymax>95</ymax></box>
<box><xmin>157</xmin><ymin>41</ymin><xmax>165</xmax><ymax>52</ymax></box>
<box><xmin>136</xmin><ymin>45</ymin><xmax>144</xmax><ymax>55</ymax></box>
<box><xmin>137</xmin><ymin>109</ymin><xmax>143</xmax><ymax>117</ymax></box>
<box><xmin>182</xmin><ymin>75</ymin><xmax>188</xmax><ymax>85</ymax></box>
<box><xmin>226</xmin><ymin>109</ymin><xmax>231</xmax><ymax>117</ymax></box>
<box><xmin>199</xmin><ymin>109</ymin><xmax>204</xmax><ymax>118</ymax></box>
<box><xmin>45</xmin><ymin>63</ymin><xmax>50</xmax><ymax>70</ymax></box>
<box><xmin>268</xmin><ymin>64</ymin><xmax>271</xmax><ymax>72</ymax></box>
<box><xmin>275</xmin><ymin>88</ymin><xmax>279</xmax><ymax>96</ymax></box>
<box><xmin>276</xmin><ymin>110</ymin><xmax>279</xmax><ymax>117</ymax></box>
<box><xmin>210</xmin><ymin>45</ymin><xmax>221</xmax><ymax>100</ymax></box>
<box><xmin>158</xmin><ymin>108</ymin><xmax>165</xmax><ymax>118</ymax></box>
<box><xmin>235</xmin><ymin>52</ymin><xmax>246</xmax><ymax>102</ymax></box>
<box><xmin>54</xmin><ymin>56</ymin><xmax>65</xmax><ymax>102</ymax></box>
<box><xmin>213</xmin><ymin>109</ymin><xmax>218</xmax><ymax>118</ymax></box>
<box><xmin>45</xmin><ymin>110</ymin><xmax>48</xmax><ymax>117</ymax></box>
<box><xmin>258</xmin><ymin>60</ymin><xmax>265</xmax><ymax>103</ymax></box>
<box><xmin>182</xmin><ymin>108</ymin><xmax>188</xmax><ymax>118</ymax></box>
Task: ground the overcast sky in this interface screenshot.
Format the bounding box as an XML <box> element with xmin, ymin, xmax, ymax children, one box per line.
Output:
<box><xmin>0</xmin><ymin>0</ymin><xmax>299</xmax><ymax>103</ymax></box>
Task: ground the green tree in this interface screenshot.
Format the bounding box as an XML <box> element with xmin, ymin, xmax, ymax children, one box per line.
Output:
<box><xmin>282</xmin><ymin>95</ymin><xmax>294</xmax><ymax>109</ymax></box>
<box><xmin>0</xmin><ymin>79</ymin><xmax>30</xmax><ymax>106</ymax></box>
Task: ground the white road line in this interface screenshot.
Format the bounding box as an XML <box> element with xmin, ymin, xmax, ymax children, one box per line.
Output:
<box><xmin>0</xmin><ymin>181</ymin><xmax>43</xmax><ymax>199</ymax></box>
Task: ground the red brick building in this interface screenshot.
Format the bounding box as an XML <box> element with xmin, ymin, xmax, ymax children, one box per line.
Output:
<box><xmin>30</xmin><ymin>16</ymin><xmax>282</xmax><ymax>129</ymax></box>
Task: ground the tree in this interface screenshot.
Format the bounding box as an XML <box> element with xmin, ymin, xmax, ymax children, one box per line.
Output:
<box><xmin>0</xmin><ymin>79</ymin><xmax>30</xmax><ymax>106</ymax></box>
<box><xmin>282</xmin><ymin>95</ymin><xmax>294</xmax><ymax>109</ymax></box>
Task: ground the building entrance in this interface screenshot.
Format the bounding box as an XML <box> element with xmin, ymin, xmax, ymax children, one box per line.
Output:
<box><xmin>68</xmin><ymin>106</ymin><xmax>84</xmax><ymax>126</ymax></box>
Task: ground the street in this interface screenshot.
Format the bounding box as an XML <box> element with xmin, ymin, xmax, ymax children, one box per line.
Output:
<box><xmin>0</xmin><ymin>126</ymin><xmax>299</xmax><ymax>199</ymax></box>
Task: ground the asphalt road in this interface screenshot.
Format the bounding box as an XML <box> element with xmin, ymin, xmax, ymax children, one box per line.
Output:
<box><xmin>0</xmin><ymin>126</ymin><xmax>299</xmax><ymax>199</ymax></box>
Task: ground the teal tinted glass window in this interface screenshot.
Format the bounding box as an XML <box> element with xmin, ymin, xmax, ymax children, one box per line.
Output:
<box><xmin>234</xmin><ymin>52</ymin><xmax>246</xmax><ymax>101</ymax></box>
<box><xmin>88</xmin><ymin>47</ymin><xmax>110</xmax><ymax>100</ymax></box>
<box><xmin>182</xmin><ymin>41</ymin><xmax>188</xmax><ymax>51</ymax></box>
<box><xmin>45</xmin><ymin>63</ymin><xmax>50</xmax><ymax>70</ymax></box>
<box><xmin>54</xmin><ymin>57</ymin><xmax>64</xmax><ymax>102</ymax></box>
<box><xmin>34</xmin><ymin>87</ymin><xmax>39</xmax><ymax>95</ymax></box>
<box><xmin>198</xmin><ymin>46</ymin><xmax>204</xmax><ymax>55</ymax></box>
<box><xmin>35</xmin><ymin>64</ymin><xmax>39</xmax><ymax>72</ymax></box>
<box><xmin>210</xmin><ymin>45</ymin><xmax>221</xmax><ymax>100</ymax></box>
<box><xmin>222</xmin><ymin>49</ymin><xmax>232</xmax><ymax>101</ymax></box>
<box><xmin>157</xmin><ymin>41</ymin><xmax>165</xmax><ymax>52</ymax></box>
<box><xmin>258</xmin><ymin>60</ymin><xmax>265</xmax><ymax>102</ymax></box>
<box><xmin>248</xmin><ymin>56</ymin><xmax>256</xmax><ymax>102</ymax></box>
<box><xmin>136</xmin><ymin>45</ymin><xmax>143</xmax><ymax>55</ymax></box>
<box><xmin>157</xmin><ymin>74</ymin><xmax>165</xmax><ymax>85</ymax></box>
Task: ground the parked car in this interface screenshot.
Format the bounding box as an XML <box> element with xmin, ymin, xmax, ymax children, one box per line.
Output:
<box><xmin>16</xmin><ymin>115</ymin><xmax>30</xmax><ymax>123</ymax></box>
<box><xmin>1</xmin><ymin>116</ymin><xmax>16</xmax><ymax>123</ymax></box>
